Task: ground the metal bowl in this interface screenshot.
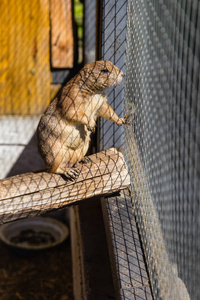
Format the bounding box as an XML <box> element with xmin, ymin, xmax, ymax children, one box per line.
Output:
<box><xmin>0</xmin><ymin>217</ymin><xmax>69</xmax><ymax>254</ymax></box>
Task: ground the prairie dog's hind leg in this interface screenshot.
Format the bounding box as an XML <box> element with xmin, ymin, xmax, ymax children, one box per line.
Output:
<box><xmin>73</xmin><ymin>156</ymin><xmax>91</xmax><ymax>169</ymax></box>
<box><xmin>77</xmin><ymin>138</ymin><xmax>91</xmax><ymax>164</ymax></box>
<box><xmin>72</xmin><ymin>155</ymin><xmax>91</xmax><ymax>168</ymax></box>
<box><xmin>48</xmin><ymin>139</ymin><xmax>90</xmax><ymax>180</ymax></box>
<box><xmin>48</xmin><ymin>147</ymin><xmax>81</xmax><ymax>180</ymax></box>
<box><xmin>50</xmin><ymin>163</ymin><xmax>81</xmax><ymax>180</ymax></box>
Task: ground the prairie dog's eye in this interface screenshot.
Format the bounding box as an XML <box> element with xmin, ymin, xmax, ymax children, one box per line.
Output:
<box><xmin>101</xmin><ymin>69</ymin><xmax>110</xmax><ymax>73</ymax></box>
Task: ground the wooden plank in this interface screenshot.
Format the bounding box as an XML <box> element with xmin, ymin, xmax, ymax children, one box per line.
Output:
<box><xmin>0</xmin><ymin>0</ymin><xmax>51</xmax><ymax>115</ymax></box>
<box><xmin>50</xmin><ymin>0</ymin><xmax>74</xmax><ymax>68</ymax></box>
<box><xmin>0</xmin><ymin>148</ymin><xmax>130</xmax><ymax>223</ymax></box>
<box><xmin>101</xmin><ymin>190</ymin><xmax>153</xmax><ymax>299</ymax></box>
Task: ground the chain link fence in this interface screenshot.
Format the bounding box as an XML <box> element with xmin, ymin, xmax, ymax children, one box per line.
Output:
<box><xmin>100</xmin><ymin>1</ymin><xmax>153</xmax><ymax>299</ymax></box>
<box><xmin>0</xmin><ymin>0</ymin><xmax>75</xmax><ymax>180</ymax></box>
<box><xmin>0</xmin><ymin>0</ymin><xmax>129</xmax><ymax>226</ymax></box>
<box><xmin>100</xmin><ymin>0</ymin><xmax>199</xmax><ymax>299</ymax></box>
<box><xmin>0</xmin><ymin>0</ymin><xmax>199</xmax><ymax>299</ymax></box>
<box><xmin>124</xmin><ymin>0</ymin><xmax>199</xmax><ymax>299</ymax></box>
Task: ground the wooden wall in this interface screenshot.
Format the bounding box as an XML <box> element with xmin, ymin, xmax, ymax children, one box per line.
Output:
<box><xmin>0</xmin><ymin>0</ymin><xmax>74</xmax><ymax>115</ymax></box>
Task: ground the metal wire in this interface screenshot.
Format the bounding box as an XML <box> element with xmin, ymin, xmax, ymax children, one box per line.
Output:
<box><xmin>0</xmin><ymin>0</ymin><xmax>129</xmax><ymax>228</ymax></box>
<box><xmin>100</xmin><ymin>0</ymin><xmax>199</xmax><ymax>298</ymax></box>
<box><xmin>100</xmin><ymin>0</ymin><xmax>127</xmax><ymax>150</ymax></box>
<box><xmin>0</xmin><ymin>1</ymin><xmax>199</xmax><ymax>299</ymax></box>
<box><xmin>100</xmin><ymin>1</ymin><xmax>153</xmax><ymax>299</ymax></box>
<box><xmin>124</xmin><ymin>0</ymin><xmax>200</xmax><ymax>299</ymax></box>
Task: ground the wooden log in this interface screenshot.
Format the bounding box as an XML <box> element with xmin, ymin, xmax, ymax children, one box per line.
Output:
<box><xmin>0</xmin><ymin>148</ymin><xmax>130</xmax><ymax>223</ymax></box>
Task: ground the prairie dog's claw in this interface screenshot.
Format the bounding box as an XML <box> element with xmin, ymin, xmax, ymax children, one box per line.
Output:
<box><xmin>87</xmin><ymin>124</ymin><xmax>96</xmax><ymax>132</ymax></box>
<box><xmin>64</xmin><ymin>168</ymin><xmax>80</xmax><ymax>180</ymax></box>
<box><xmin>117</xmin><ymin>114</ymin><xmax>130</xmax><ymax>126</ymax></box>
<box><xmin>81</xmin><ymin>156</ymin><xmax>91</xmax><ymax>164</ymax></box>
<box><xmin>86</xmin><ymin>119</ymin><xmax>96</xmax><ymax>132</ymax></box>
<box><xmin>122</xmin><ymin>114</ymin><xmax>130</xmax><ymax>125</ymax></box>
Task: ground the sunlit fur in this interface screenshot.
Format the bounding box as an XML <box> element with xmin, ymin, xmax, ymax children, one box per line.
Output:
<box><xmin>37</xmin><ymin>60</ymin><xmax>128</xmax><ymax>178</ymax></box>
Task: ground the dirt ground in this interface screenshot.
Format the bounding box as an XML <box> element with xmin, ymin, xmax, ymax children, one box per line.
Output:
<box><xmin>0</xmin><ymin>233</ymin><xmax>74</xmax><ymax>300</ymax></box>
<box><xmin>0</xmin><ymin>124</ymin><xmax>74</xmax><ymax>300</ymax></box>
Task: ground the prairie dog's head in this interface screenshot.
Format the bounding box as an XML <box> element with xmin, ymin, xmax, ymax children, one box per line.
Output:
<box><xmin>79</xmin><ymin>60</ymin><xmax>123</xmax><ymax>92</ymax></box>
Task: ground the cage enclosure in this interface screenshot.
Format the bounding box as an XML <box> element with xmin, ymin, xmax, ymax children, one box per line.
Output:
<box><xmin>0</xmin><ymin>0</ymin><xmax>199</xmax><ymax>300</ymax></box>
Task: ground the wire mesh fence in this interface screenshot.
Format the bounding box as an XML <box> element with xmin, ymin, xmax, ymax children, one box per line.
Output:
<box><xmin>100</xmin><ymin>0</ymin><xmax>127</xmax><ymax>150</ymax></box>
<box><xmin>0</xmin><ymin>1</ymin><xmax>130</xmax><ymax>223</ymax></box>
<box><xmin>100</xmin><ymin>0</ymin><xmax>199</xmax><ymax>299</ymax></box>
<box><xmin>124</xmin><ymin>0</ymin><xmax>200</xmax><ymax>299</ymax></box>
<box><xmin>0</xmin><ymin>60</ymin><xmax>130</xmax><ymax>223</ymax></box>
<box><xmin>0</xmin><ymin>0</ymin><xmax>199</xmax><ymax>299</ymax></box>
<box><xmin>0</xmin><ymin>0</ymin><xmax>73</xmax><ymax>180</ymax></box>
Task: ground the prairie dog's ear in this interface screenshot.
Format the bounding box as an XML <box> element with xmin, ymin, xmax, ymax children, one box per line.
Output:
<box><xmin>79</xmin><ymin>66</ymin><xmax>93</xmax><ymax>80</ymax></box>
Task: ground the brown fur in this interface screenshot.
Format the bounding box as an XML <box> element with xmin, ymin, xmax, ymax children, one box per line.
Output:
<box><xmin>37</xmin><ymin>60</ymin><xmax>129</xmax><ymax>178</ymax></box>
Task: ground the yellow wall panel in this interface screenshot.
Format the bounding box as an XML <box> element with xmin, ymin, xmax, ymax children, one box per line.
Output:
<box><xmin>0</xmin><ymin>0</ymin><xmax>51</xmax><ymax>115</ymax></box>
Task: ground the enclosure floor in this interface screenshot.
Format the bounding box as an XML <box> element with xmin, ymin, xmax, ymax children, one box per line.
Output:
<box><xmin>0</xmin><ymin>237</ymin><xmax>74</xmax><ymax>300</ymax></box>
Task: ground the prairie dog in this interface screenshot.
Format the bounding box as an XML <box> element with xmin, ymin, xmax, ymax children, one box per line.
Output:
<box><xmin>37</xmin><ymin>60</ymin><xmax>129</xmax><ymax>179</ymax></box>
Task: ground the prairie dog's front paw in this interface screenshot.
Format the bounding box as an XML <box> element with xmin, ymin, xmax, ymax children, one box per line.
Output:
<box><xmin>117</xmin><ymin>114</ymin><xmax>130</xmax><ymax>126</ymax></box>
<box><xmin>122</xmin><ymin>114</ymin><xmax>130</xmax><ymax>125</ymax></box>
<box><xmin>87</xmin><ymin>120</ymin><xmax>96</xmax><ymax>132</ymax></box>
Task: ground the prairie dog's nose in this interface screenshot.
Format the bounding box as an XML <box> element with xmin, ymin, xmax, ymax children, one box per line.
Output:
<box><xmin>115</xmin><ymin>70</ymin><xmax>123</xmax><ymax>84</ymax></box>
<box><xmin>119</xmin><ymin>70</ymin><xmax>123</xmax><ymax>79</ymax></box>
